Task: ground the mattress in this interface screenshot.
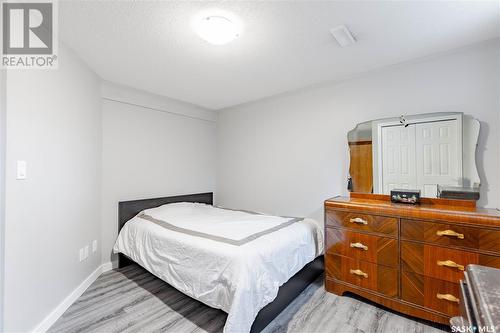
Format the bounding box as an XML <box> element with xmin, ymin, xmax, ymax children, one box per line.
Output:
<box><xmin>113</xmin><ymin>202</ymin><xmax>324</xmax><ymax>333</ymax></box>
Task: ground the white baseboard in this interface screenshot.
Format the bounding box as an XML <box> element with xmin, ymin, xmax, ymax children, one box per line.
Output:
<box><xmin>101</xmin><ymin>261</ymin><xmax>115</xmax><ymax>273</ymax></box>
<box><xmin>33</xmin><ymin>262</ymin><xmax>113</xmax><ymax>333</ymax></box>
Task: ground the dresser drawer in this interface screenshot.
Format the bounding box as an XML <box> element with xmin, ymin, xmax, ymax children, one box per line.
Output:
<box><xmin>326</xmin><ymin>228</ymin><xmax>398</xmax><ymax>267</ymax></box>
<box><xmin>401</xmin><ymin>219</ymin><xmax>500</xmax><ymax>254</ymax></box>
<box><xmin>401</xmin><ymin>242</ymin><xmax>500</xmax><ymax>283</ymax></box>
<box><xmin>325</xmin><ymin>254</ymin><xmax>398</xmax><ymax>298</ymax></box>
<box><xmin>325</xmin><ymin>209</ymin><xmax>397</xmax><ymax>236</ymax></box>
<box><xmin>401</xmin><ymin>271</ymin><xmax>460</xmax><ymax>317</ymax></box>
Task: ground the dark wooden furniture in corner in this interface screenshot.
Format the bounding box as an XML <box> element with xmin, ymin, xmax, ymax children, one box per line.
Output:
<box><xmin>324</xmin><ymin>193</ymin><xmax>500</xmax><ymax>325</ymax></box>
<box><xmin>451</xmin><ymin>265</ymin><xmax>500</xmax><ymax>332</ymax></box>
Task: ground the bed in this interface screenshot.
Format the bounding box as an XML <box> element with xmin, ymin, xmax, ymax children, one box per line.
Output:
<box><xmin>113</xmin><ymin>192</ymin><xmax>324</xmax><ymax>333</ymax></box>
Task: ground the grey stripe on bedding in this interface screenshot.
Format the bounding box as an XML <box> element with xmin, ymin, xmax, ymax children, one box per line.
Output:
<box><xmin>138</xmin><ymin>212</ymin><xmax>303</xmax><ymax>246</ymax></box>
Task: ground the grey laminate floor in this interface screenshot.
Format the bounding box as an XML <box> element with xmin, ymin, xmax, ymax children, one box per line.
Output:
<box><xmin>49</xmin><ymin>264</ymin><xmax>446</xmax><ymax>333</ymax></box>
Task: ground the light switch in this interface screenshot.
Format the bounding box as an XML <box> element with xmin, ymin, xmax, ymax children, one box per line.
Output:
<box><xmin>16</xmin><ymin>161</ymin><xmax>27</xmax><ymax>180</ymax></box>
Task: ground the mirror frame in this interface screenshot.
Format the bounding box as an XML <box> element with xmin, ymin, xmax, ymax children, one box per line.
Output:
<box><xmin>348</xmin><ymin>112</ymin><xmax>480</xmax><ymax>199</ymax></box>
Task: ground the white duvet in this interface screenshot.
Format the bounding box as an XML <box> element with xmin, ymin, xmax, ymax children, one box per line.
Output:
<box><xmin>113</xmin><ymin>202</ymin><xmax>323</xmax><ymax>333</ymax></box>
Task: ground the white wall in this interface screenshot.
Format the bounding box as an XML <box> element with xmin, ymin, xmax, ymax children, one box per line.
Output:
<box><xmin>101</xmin><ymin>83</ymin><xmax>217</xmax><ymax>266</ymax></box>
<box><xmin>216</xmin><ymin>40</ymin><xmax>500</xmax><ymax>222</ymax></box>
<box><xmin>4</xmin><ymin>44</ymin><xmax>102</xmax><ymax>332</ymax></box>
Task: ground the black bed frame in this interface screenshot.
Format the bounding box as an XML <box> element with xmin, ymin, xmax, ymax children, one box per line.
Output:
<box><xmin>117</xmin><ymin>192</ymin><xmax>324</xmax><ymax>333</ymax></box>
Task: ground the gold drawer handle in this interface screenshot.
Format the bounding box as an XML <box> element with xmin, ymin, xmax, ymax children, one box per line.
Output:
<box><xmin>437</xmin><ymin>260</ymin><xmax>465</xmax><ymax>271</ymax></box>
<box><xmin>350</xmin><ymin>269</ymin><xmax>368</xmax><ymax>278</ymax></box>
<box><xmin>436</xmin><ymin>229</ymin><xmax>464</xmax><ymax>239</ymax></box>
<box><xmin>436</xmin><ymin>293</ymin><xmax>460</xmax><ymax>303</ymax></box>
<box><xmin>349</xmin><ymin>217</ymin><xmax>368</xmax><ymax>225</ymax></box>
<box><xmin>350</xmin><ymin>242</ymin><xmax>368</xmax><ymax>251</ymax></box>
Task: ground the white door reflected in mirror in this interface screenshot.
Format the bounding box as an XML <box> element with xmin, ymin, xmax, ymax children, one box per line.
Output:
<box><xmin>380</xmin><ymin>119</ymin><xmax>462</xmax><ymax>198</ymax></box>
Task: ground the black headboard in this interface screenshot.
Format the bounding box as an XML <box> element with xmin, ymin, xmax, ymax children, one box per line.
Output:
<box><xmin>117</xmin><ymin>192</ymin><xmax>213</xmax><ymax>268</ymax></box>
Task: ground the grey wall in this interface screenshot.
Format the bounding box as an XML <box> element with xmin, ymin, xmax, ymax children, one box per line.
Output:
<box><xmin>216</xmin><ymin>40</ymin><xmax>500</xmax><ymax>222</ymax></box>
<box><xmin>2</xmin><ymin>59</ymin><xmax>217</xmax><ymax>330</ymax></box>
<box><xmin>0</xmin><ymin>68</ymin><xmax>6</xmax><ymax>333</ymax></box>
<box><xmin>101</xmin><ymin>83</ymin><xmax>217</xmax><ymax>266</ymax></box>
<box><xmin>4</xmin><ymin>45</ymin><xmax>102</xmax><ymax>332</ymax></box>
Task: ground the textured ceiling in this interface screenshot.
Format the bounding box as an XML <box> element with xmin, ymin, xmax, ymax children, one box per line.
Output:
<box><xmin>59</xmin><ymin>1</ymin><xmax>500</xmax><ymax>110</ymax></box>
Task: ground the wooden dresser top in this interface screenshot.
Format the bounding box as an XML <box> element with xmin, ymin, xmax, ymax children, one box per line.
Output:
<box><xmin>325</xmin><ymin>193</ymin><xmax>500</xmax><ymax>228</ymax></box>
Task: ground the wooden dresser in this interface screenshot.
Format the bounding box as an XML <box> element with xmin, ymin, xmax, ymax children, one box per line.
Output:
<box><xmin>324</xmin><ymin>193</ymin><xmax>500</xmax><ymax>325</ymax></box>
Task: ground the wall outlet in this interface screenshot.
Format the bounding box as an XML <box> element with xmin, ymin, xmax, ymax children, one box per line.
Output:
<box><xmin>92</xmin><ymin>240</ymin><xmax>97</xmax><ymax>253</ymax></box>
<box><xmin>84</xmin><ymin>245</ymin><xmax>89</xmax><ymax>260</ymax></box>
<box><xmin>79</xmin><ymin>248</ymin><xmax>84</xmax><ymax>262</ymax></box>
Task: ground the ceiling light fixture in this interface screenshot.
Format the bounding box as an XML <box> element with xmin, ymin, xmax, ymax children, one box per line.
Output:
<box><xmin>195</xmin><ymin>15</ymin><xmax>240</xmax><ymax>45</ymax></box>
<box><xmin>330</xmin><ymin>25</ymin><xmax>357</xmax><ymax>47</ymax></box>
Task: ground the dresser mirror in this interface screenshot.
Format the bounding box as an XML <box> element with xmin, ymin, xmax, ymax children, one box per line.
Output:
<box><xmin>347</xmin><ymin>112</ymin><xmax>480</xmax><ymax>199</ymax></box>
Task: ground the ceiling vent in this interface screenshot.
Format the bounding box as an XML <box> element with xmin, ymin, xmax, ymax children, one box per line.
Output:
<box><xmin>330</xmin><ymin>25</ymin><xmax>356</xmax><ymax>47</ymax></box>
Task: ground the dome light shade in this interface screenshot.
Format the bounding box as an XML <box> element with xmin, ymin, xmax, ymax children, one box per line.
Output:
<box><xmin>195</xmin><ymin>16</ymin><xmax>239</xmax><ymax>45</ymax></box>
